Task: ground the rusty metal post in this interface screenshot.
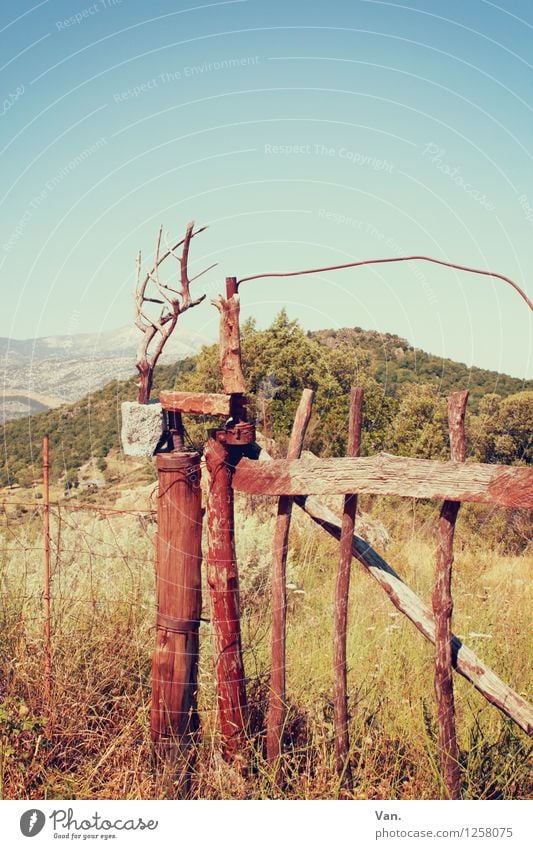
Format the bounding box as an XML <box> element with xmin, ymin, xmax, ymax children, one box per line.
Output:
<box><xmin>204</xmin><ymin>422</ymin><xmax>254</xmax><ymax>761</ymax></box>
<box><xmin>43</xmin><ymin>435</ymin><xmax>52</xmax><ymax>703</ymax></box>
<box><xmin>151</xmin><ymin>449</ymin><xmax>203</xmax><ymax>764</ymax></box>
<box><xmin>432</xmin><ymin>390</ymin><xmax>469</xmax><ymax>799</ymax></box>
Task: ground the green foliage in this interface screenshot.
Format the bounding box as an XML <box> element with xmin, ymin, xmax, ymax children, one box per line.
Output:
<box><xmin>63</xmin><ymin>469</ymin><xmax>79</xmax><ymax>492</ymax></box>
<box><xmin>387</xmin><ymin>383</ymin><xmax>448</xmax><ymax>459</ymax></box>
<box><xmin>1</xmin><ymin>316</ymin><xmax>530</xmax><ymax>488</ymax></box>
<box><xmin>470</xmin><ymin>391</ymin><xmax>533</xmax><ymax>464</ymax></box>
<box><xmin>0</xmin><ymin>360</ymin><xmax>192</xmax><ymax>488</ymax></box>
<box><xmin>0</xmin><ymin>697</ymin><xmax>47</xmax><ymax>799</ymax></box>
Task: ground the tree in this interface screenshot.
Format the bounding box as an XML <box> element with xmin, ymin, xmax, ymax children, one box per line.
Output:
<box><xmin>472</xmin><ymin>391</ymin><xmax>532</xmax><ymax>464</ymax></box>
<box><xmin>387</xmin><ymin>383</ymin><xmax>448</xmax><ymax>459</ymax></box>
<box><xmin>64</xmin><ymin>469</ymin><xmax>79</xmax><ymax>493</ymax></box>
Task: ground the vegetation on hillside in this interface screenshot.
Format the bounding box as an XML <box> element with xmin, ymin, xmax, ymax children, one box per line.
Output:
<box><xmin>1</xmin><ymin>312</ymin><xmax>531</xmax><ymax>488</ymax></box>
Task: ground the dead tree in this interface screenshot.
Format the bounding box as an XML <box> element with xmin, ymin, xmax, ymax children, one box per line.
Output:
<box><xmin>134</xmin><ymin>221</ymin><xmax>215</xmax><ymax>403</ymax></box>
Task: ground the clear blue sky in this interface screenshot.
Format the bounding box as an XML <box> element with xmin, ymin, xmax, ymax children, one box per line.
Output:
<box><xmin>1</xmin><ymin>0</ymin><xmax>532</xmax><ymax>378</ymax></box>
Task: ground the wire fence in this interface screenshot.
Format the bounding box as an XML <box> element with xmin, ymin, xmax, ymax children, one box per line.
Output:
<box><xmin>0</xmin><ymin>493</ymin><xmax>274</xmax><ymax>717</ymax></box>
<box><xmin>0</xmin><ymin>499</ymin><xmax>157</xmax><ymax>629</ymax></box>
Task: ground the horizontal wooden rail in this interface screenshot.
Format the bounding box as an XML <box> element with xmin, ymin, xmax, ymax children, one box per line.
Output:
<box><xmin>160</xmin><ymin>391</ymin><xmax>230</xmax><ymax>417</ymax></box>
<box><xmin>233</xmin><ymin>453</ymin><xmax>533</xmax><ymax>508</ymax></box>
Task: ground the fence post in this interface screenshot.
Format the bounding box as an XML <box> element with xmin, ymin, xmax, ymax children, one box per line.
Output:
<box><xmin>42</xmin><ymin>435</ymin><xmax>52</xmax><ymax>703</ymax></box>
<box><xmin>151</xmin><ymin>444</ymin><xmax>203</xmax><ymax>766</ymax></box>
<box><xmin>266</xmin><ymin>389</ymin><xmax>314</xmax><ymax>772</ymax></box>
<box><xmin>333</xmin><ymin>387</ymin><xmax>363</xmax><ymax>793</ymax></box>
<box><xmin>432</xmin><ymin>390</ymin><xmax>468</xmax><ymax>799</ymax></box>
<box><xmin>204</xmin><ymin>424</ymin><xmax>253</xmax><ymax>761</ymax></box>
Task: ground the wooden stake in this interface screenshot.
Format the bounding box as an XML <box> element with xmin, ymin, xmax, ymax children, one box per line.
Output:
<box><xmin>43</xmin><ymin>435</ymin><xmax>52</xmax><ymax>703</ymax></box>
<box><xmin>151</xmin><ymin>451</ymin><xmax>203</xmax><ymax>764</ymax></box>
<box><xmin>266</xmin><ymin>389</ymin><xmax>314</xmax><ymax>767</ymax></box>
<box><xmin>333</xmin><ymin>387</ymin><xmax>363</xmax><ymax>792</ymax></box>
<box><xmin>205</xmin><ymin>431</ymin><xmax>248</xmax><ymax>760</ymax></box>
<box><xmin>225</xmin><ymin>275</ymin><xmax>238</xmax><ymax>299</ymax></box>
<box><xmin>212</xmin><ymin>293</ymin><xmax>246</xmax><ymax>395</ymax></box>
<box><xmin>433</xmin><ymin>391</ymin><xmax>468</xmax><ymax>799</ymax></box>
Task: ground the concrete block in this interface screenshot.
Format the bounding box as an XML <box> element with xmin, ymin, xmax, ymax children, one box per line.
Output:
<box><xmin>121</xmin><ymin>401</ymin><xmax>164</xmax><ymax>457</ymax></box>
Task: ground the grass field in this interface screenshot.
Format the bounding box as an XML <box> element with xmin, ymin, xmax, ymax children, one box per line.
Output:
<box><xmin>0</xmin><ymin>487</ymin><xmax>531</xmax><ymax>800</ymax></box>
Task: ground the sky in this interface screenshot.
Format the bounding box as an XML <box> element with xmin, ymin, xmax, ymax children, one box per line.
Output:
<box><xmin>1</xmin><ymin>0</ymin><xmax>532</xmax><ymax>379</ymax></box>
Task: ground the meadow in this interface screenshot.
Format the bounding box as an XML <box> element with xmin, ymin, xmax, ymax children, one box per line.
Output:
<box><xmin>0</xmin><ymin>479</ymin><xmax>530</xmax><ymax>800</ymax></box>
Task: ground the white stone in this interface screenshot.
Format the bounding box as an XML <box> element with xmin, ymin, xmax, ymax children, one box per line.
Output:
<box><xmin>121</xmin><ymin>401</ymin><xmax>164</xmax><ymax>457</ymax></box>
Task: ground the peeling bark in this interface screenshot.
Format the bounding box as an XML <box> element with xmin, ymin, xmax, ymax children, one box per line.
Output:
<box><xmin>205</xmin><ymin>433</ymin><xmax>247</xmax><ymax>760</ymax></box>
<box><xmin>212</xmin><ymin>294</ymin><xmax>246</xmax><ymax>394</ymax></box>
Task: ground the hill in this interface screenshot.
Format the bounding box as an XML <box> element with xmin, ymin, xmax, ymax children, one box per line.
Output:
<box><xmin>1</xmin><ymin>315</ymin><xmax>531</xmax><ymax>488</ymax></box>
<box><xmin>0</xmin><ymin>325</ymin><xmax>207</xmax><ymax>423</ymax></box>
<box><xmin>312</xmin><ymin>327</ymin><xmax>530</xmax><ymax>409</ymax></box>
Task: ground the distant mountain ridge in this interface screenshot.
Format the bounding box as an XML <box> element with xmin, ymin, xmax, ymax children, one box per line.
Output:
<box><xmin>2</xmin><ymin>324</ymin><xmax>529</xmax><ymax>426</ymax></box>
<box><xmin>0</xmin><ymin>325</ymin><xmax>209</xmax><ymax>423</ymax></box>
<box><xmin>1</xmin><ymin>319</ymin><xmax>531</xmax><ymax>489</ymax></box>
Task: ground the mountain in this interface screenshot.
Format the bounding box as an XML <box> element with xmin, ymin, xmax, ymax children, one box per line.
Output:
<box><xmin>0</xmin><ymin>325</ymin><xmax>209</xmax><ymax>423</ymax></box>
<box><xmin>1</xmin><ymin>317</ymin><xmax>530</xmax><ymax>489</ymax></box>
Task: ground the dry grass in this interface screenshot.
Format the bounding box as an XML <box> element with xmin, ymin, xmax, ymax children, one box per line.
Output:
<box><xmin>0</xmin><ymin>495</ymin><xmax>531</xmax><ymax>800</ymax></box>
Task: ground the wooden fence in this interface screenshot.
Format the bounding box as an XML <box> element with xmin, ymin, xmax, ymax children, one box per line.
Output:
<box><xmin>149</xmin><ymin>276</ymin><xmax>533</xmax><ymax>800</ymax></box>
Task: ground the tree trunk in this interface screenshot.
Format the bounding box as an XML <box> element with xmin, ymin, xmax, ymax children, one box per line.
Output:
<box><xmin>137</xmin><ymin>360</ymin><xmax>153</xmax><ymax>404</ymax></box>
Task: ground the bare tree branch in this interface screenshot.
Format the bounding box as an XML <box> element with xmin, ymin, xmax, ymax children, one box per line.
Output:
<box><xmin>134</xmin><ymin>221</ymin><xmax>214</xmax><ymax>403</ymax></box>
